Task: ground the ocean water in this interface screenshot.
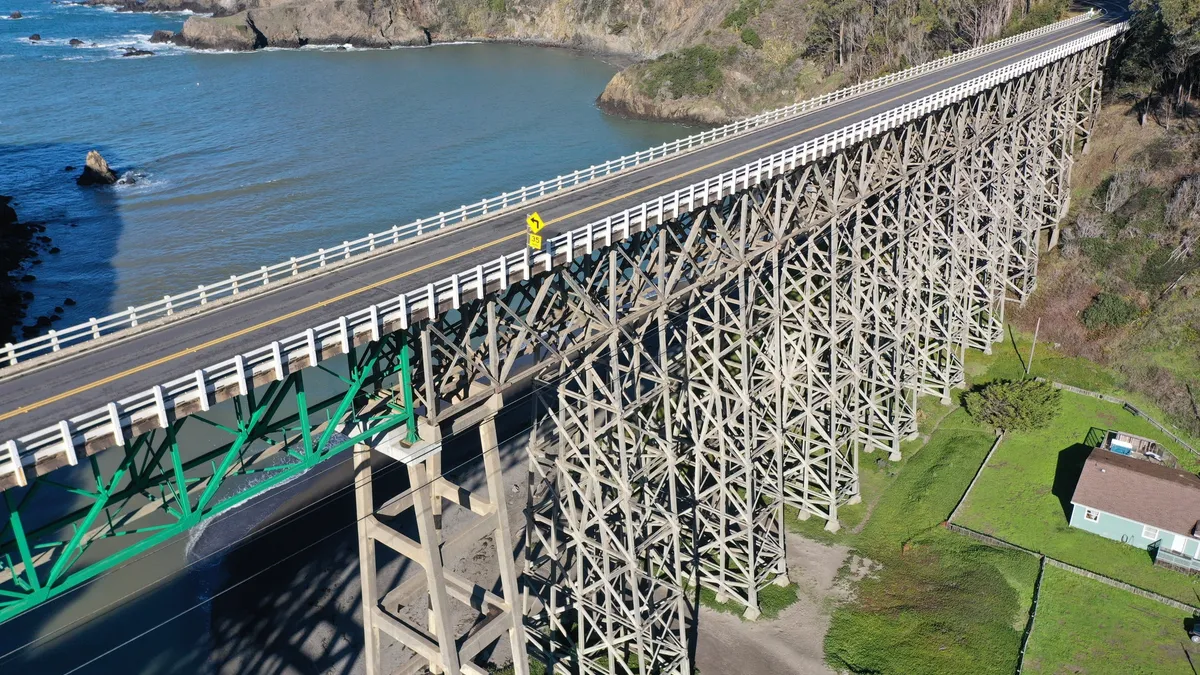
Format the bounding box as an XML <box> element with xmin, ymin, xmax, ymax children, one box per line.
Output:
<box><xmin>0</xmin><ymin>3</ymin><xmax>692</xmax><ymax>673</ymax></box>
<box><xmin>0</xmin><ymin>1</ymin><xmax>690</xmax><ymax>333</ymax></box>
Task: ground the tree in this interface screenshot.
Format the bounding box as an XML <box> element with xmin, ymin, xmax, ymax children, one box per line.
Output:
<box><xmin>963</xmin><ymin>379</ymin><xmax>1062</xmax><ymax>432</ymax></box>
<box><xmin>1081</xmin><ymin>293</ymin><xmax>1139</xmax><ymax>330</ymax></box>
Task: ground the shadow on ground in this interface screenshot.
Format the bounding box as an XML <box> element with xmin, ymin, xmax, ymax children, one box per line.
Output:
<box><xmin>1052</xmin><ymin>442</ymin><xmax>1094</xmax><ymax>522</ymax></box>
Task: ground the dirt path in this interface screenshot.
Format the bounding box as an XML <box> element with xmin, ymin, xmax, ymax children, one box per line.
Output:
<box><xmin>695</xmin><ymin>534</ymin><xmax>851</xmax><ymax>675</ymax></box>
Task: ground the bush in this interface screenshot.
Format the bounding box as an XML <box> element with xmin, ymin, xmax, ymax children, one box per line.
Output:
<box><xmin>964</xmin><ymin>379</ymin><xmax>1062</xmax><ymax>433</ymax></box>
<box><xmin>1081</xmin><ymin>293</ymin><xmax>1139</xmax><ymax>330</ymax></box>
<box><xmin>740</xmin><ymin>27</ymin><xmax>763</xmax><ymax>49</ymax></box>
<box><xmin>640</xmin><ymin>45</ymin><xmax>725</xmax><ymax>99</ymax></box>
<box><xmin>721</xmin><ymin>0</ymin><xmax>762</xmax><ymax>29</ymax></box>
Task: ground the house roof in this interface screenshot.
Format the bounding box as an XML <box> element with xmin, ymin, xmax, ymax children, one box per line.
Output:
<box><xmin>1072</xmin><ymin>448</ymin><xmax>1200</xmax><ymax>537</ymax></box>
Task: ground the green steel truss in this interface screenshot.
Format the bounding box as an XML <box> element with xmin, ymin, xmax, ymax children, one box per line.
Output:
<box><xmin>0</xmin><ymin>332</ymin><xmax>419</xmax><ymax>624</ymax></box>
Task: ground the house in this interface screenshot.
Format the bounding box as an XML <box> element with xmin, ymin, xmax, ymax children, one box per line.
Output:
<box><xmin>1069</xmin><ymin>448</ymin><xmax>1200</xmax><ymax>571</ymax></box>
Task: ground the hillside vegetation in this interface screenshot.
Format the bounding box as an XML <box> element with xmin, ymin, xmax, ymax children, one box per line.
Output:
<box><xmin>1015</xmin><ymin>104</ymin><xmax>1200</xmax><ymax>436</ymax></box>
<box><xmin>599</xmin><ymin>0</ymin><xmax>1069</xmax><ymax>122</ymax></box>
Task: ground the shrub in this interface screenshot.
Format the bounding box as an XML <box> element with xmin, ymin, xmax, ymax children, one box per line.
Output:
<box><xmin>640</xmin><ymin>45</ymin><xmax>725</xmax><ymax>99</ymax></box>
<box><xmin>1081</xmin><ymin>293</ymin><xmax>1139</xmax><ymax>330</ymax></box>
<box><xmin>721</xmin><ymin>0</ymin><xmax>763</xmax><ymax>29</ymax></box>
<box><xmin>740</xmin><ymin>27</ymin><xmax>763</xmax><ymax>49</ymax></box>
<box><xmin>964</xmin><ymin>379</ymin><xmax>1062</xmax><ymax>433</ymax></box>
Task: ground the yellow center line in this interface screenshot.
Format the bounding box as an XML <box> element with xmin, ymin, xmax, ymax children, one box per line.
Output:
<box><xmin>0</xmin><ymin>20</ymin><xmax>1100</xmax><ymax>424</ymax></box>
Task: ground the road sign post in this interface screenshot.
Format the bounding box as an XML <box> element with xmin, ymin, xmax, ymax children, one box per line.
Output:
<box><xmin>527</xmin><ymin>212</ymin><xmax>545</xmax><ymax>250</ymax></box>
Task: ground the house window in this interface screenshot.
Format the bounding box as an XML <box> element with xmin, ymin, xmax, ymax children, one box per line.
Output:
<box><xmin>1084</xmin><ymin>509</ymin><xmax>1100</xmax><ymax>522</ymax></box>
<box><xmin>1143</xmin><ymin>525</ymin><xmax>1160</xmax><ymax>541</ymax></box>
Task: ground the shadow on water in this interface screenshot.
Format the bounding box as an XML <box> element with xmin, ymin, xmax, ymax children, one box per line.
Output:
<box><xmin>1051</xmin><ymin>442</ymin><xmax>1095</xmax><ymax>522</ymax></box>
<box><xmin>0</xmin><ymin>143</ymin><xmax>124</xmax><ymax>340</ymax></box>
<box><xmin>0</xmin><ymin>400</ymin><xmax>531</xmax><ymax>675</ymax></box>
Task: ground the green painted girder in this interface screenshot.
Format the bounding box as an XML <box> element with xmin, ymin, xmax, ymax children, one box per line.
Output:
<box><xmin>0</xmin><ymin>332</ymin><xmax>420</xmax><ymax>624</ymax></box>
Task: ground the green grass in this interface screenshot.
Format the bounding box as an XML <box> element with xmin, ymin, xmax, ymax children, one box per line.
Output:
<box><xmin>1022</xmin><ymin>566</ymin><xmax>1199</xmax><ymax>674</ymax></box>
<box><xmin>490</xmin><ymin>658</ymin><xmax>548</xmax><ymax>675</ymax></box>
<box><xmin>956</xmin><ymin>391</ymin><xmax>1200</xmax><ymax>604</ymax></box>
<box><xmin>822</xmin><ymin>404</ymin><xmax>1038</xmax><ymax>674</ymax></box>
<box><xmin>819</xmin><ymin>324</ymin><xmax>1200</xmax><ymax>673</ymax></box>
<box><xmin>826</xmin><ymin>528</ymin><xmax>1039</xmax><ymax>675</ymax></box>
<box><xmin>784</xmin><ymin>395</ymin><xmax>967</xmax><ymax>547</ymax></box>
<box><xmin>963</xmin><ymin>329</ymin><xmax>1121</xmax><ymax>393</ymax></box>
<box><xmin>965</xmin><ymin>327</ymin><xmax>1200</xmax><ymax>454</ymax></box>
<box><xmin>855</xmin><ymin>408</ymin><xmax>994</xmax><ymax>555</ymax></box>
<box><xmin>697</xmin><ymin>581</ymin><xmax>800</xmax><ymax>620</ymax></box>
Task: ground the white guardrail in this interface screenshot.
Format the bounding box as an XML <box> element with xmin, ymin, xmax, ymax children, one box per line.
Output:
<box><xmin>1</xmin><ymin>16</ymin><xmax>1125</xmax><ymax>487</ymax></box>
<box><xmin>0</xmin><ymin>10</ymin><xmax>1100</xmax><ymax>369</ymax></box>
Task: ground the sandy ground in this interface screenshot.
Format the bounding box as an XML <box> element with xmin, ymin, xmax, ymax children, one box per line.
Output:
<box><xmin>695</xmin><ymin>533</ymin><xmax>851</xmax><ymax>675</ymax></box>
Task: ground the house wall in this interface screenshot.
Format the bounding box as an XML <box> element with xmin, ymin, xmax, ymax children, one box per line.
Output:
<box><xmin>1069</xmin><ymin>502</ymin><xmax>1200</xmax><ymax>557</ymax></box>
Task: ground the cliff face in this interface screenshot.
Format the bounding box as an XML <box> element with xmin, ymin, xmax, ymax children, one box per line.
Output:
<box><xmin>164</xmin><ymin>0</ymin><xmax>1065</xmax><ymax>123</ymax></box>
<box><xmin>175</xmin><ymin>0</ymin><xmax>732</xmax><ymax>53</ymax></box>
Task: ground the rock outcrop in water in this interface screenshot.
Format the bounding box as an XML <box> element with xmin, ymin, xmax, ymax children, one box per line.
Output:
<box><xmin>77</xmin><ymin>150</ymin><xmax>119</xmax><ymax>186</ymax></box>
<box><xmin>97</xmin><ymin>0</ymin><xmax>1059</xmax><ymax>123</ymax></box>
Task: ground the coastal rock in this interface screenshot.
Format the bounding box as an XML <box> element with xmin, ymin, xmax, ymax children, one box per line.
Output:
<box><xmin>69</xmin><ymin>38</ymin><xmax>84</xmax><ymax>46</ymax></box>
<box><xmin>122</xmin><ymin>47</ymin><xmax>155</xmax><ymax>56</ymax></box>
<box><xmin>9</xmin><ymin>11</ymin><xmax>22</xmax><ymax>18</ymax></box>
<box><xmin>149</xmin><ymin>29</ymin><xmax>175</xmax><ymax>43</ymax></box>
<box><xmin>171</xmin><ymin>0</ymin><xmax>699</xmax><ymax>52</ymax></box>
<box><xmin>178</xmin><ymin>15</ymin><xmax>260</xmax><ymax>50</ymax></box>
<box><xmin>597</xmin><ymin>70</ymin><xmax>728</xmax><ymax>125</ymax></box>
<box><xmin>77</xmin><ymin>150</ymin><xmax>118</xmax><ymax>186</ymax></box>
<box><xmin>28</xmin><ymin>33</ymin><xmax>39</xmax><ymax>41</ymax></box>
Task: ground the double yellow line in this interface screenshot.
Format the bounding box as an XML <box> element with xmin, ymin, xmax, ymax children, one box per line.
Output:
<box><xmin>0</xmin><ymin>18</ymin><xmax>1101</xmax><ymax>424</ymax></box>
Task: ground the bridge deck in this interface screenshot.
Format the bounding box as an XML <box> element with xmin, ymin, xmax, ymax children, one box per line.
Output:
<box><xmin>0</xmin><ymin>13</ymin><xmax>1120</xmax><ymax>443</ymax></box>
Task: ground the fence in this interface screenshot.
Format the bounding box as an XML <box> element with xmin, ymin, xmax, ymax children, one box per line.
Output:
<box><xmin>948</xmin><ymin>433</ymin><xmax>1004</xmax><ymax>523</ymax></box>
<box><xmin>0</xmin><ymin>20</ymin><xmax>1128</xmax><ymax>496</ymax></box>
<box><xmin>1038</xmin><ymin>379</ymin><xmax>1199</xmax><ymax>457</ymax></box>
<box><xmin>1014</xmin><ymin>556</ymin><xmax>1047</xmax><ymax>675</ymax></box>
<box><xmin>0</xmin><ymin>10</ymin><xmax>1102</xmax><ymax>370</ymax></box>
<box><xmin>944</xmin><ymin>523</ymin><xmax>1200</xmax><ymax>613</ymax></box>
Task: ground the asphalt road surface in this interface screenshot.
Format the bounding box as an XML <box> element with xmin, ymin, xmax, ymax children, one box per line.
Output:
<box><xmin>0</xmin><ymin>11</ymin><xmax>1123</xmax><ymax>444</ymax></box>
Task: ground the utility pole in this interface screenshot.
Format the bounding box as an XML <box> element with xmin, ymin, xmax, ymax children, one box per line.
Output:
<box><xmin>1026</xmin><ymin>317</ymin><xmax>1041</xmax><ymax>377</ymax></box>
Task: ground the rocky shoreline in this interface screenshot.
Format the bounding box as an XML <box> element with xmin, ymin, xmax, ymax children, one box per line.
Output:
<box><xmin>0</xmin><ymin>197</ymin><xmax>45</xmax><ymax>343</ymax></box>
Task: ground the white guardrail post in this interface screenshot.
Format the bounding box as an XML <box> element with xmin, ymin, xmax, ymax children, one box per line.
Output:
<box><xmin>0</xmin><ymin>16</ymin><xmax>1124</xmax><ymax>488</ymax></box>
<box><xmin>0</xmin><ymin>11</ymin><xmax>1102</xmax><ymax>368</ymax></box>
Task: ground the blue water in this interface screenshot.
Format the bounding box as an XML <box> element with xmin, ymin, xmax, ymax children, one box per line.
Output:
<box><xmin>0</xmin><ymin>1</ymin><xmax>690</xmax><ymax>333</ymax></box>
<box><xmin>0</xmin><ymin>4</ymin><xmax>692</xmax><ymax>673</ymax></box>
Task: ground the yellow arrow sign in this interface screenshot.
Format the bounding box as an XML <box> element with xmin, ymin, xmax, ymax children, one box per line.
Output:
<box><xmin>526</xmin><ymin>212</ymin><xmax>546</xmax><ymax>234</ymax></box>
<box><xmin>528</xmin><ymin>233</ymin><xmax>543</xmax><ymax>250</ymax></box>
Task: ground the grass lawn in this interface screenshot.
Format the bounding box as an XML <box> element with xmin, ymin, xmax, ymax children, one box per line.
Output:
<box><xmin>965</xmin><ymin>328</ymin><xmax>1200</xmax><ymax>460</ymax></box>
<box><xmin>1022</xmin><ymin>566</ymin><xmax>1200</xmax><ymax>674</ymax></box>
<box><xmin>956</xmin><ymin>391</ymin><xmax>1200</xmax><ymax>605</ymax></box>
<box><xmin>786</xmin><ymin>394</ymin><xmax>968</xmax><ymax>547</ymax></box>
<box><xmin>696</xmin><ymin>582</ymin><xmax>799</xmax><ymax>620</ymax></box>
<box><xmin>822</xmin><ymin>407</ymin><xmax>1039</xmax><ymax>675</ymax></box>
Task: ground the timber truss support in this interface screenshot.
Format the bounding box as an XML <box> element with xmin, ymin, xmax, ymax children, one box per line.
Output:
<box><xmin>354</xmin><ymin>395</ymin><xmax>528</xmax><ymax>675</ymax></box>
